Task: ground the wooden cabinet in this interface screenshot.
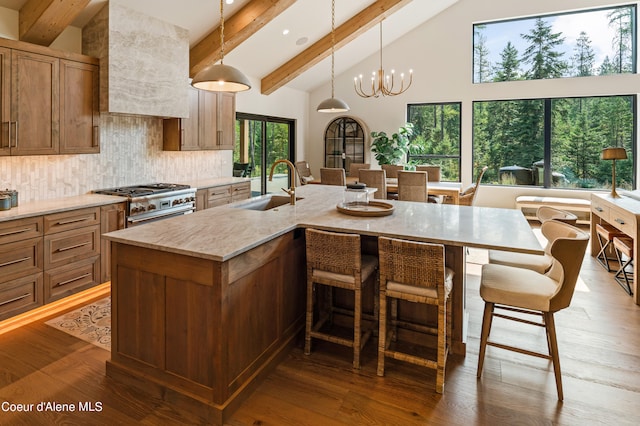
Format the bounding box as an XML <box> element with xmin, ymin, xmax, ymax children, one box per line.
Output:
<box><xmin>0</xmin><ymin>39</ymin><xmax>99</xmax><ymax>156</ymax></box>
<box><xmin>43</xmin><ymin>207</ymin><xmax>101</xmax><ymax>303</ymax></box>
<box><xmin>100</xmin><ymin>202</ymin><xmax>126</xmax><ymax>283</ymax></box>
<box><xmin>195</xmin><ymin>181</ymin><xmax>251</xmax><ymax>210</ymax></box>
<box><xmin>59</xmin><ymin>60</ymin><xmax>100</xmax><ymax>154</ymax></box>
<box><xmin>0</xmin><ymin>217</ymin><xmax>43</xmax><ymax>321</ymax></box>
<box><xmin>163</xmin><ymin>88</ymin><xmax>236</xmax><ymax>151</ymax></box>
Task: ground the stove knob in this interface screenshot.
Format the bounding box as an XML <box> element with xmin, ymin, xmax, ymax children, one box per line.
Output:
<box><xmin>148</xmin><ymin>204</ymin><xmax>156</xmax><ymax>210</ymax></box>
<box><xmin>131</xmin><ymin>207</ymin><xmax>139</xmax><ymax>213</ymax></box>
<box><xmin>138</xmin><ymin>205</ymin><xmax>147</xmax><ymax>212</ymax></box>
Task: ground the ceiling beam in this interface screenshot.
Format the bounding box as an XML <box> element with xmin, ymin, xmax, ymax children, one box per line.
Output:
<box><xmin>19</xmin><ymin>0</ymin><xmax>90</xmax><ymax>46</ymax></box>
<box><xmin>261</xmin><ymin>0</ymin><xmax>412</xmax><ymax>95</ymax></box>
<box><xmin>190</xmin><ymin>0</ymin><xmax>297</xmax><ymax>78</ymax></box>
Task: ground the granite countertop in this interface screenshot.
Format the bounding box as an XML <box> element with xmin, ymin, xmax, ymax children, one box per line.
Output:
<box><xmin>104</xmin><ymin>185</ymin><xmax>543</xmax><ymax>262</ymax></box>
<box><xmin>0</xmin><ymin>194</ymin><xmax>125</xmax><ymax>222</ymax></box>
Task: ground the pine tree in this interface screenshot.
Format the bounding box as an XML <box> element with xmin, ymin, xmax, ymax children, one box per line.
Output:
<box><xmin>607</xmin><ymin>7</ymin><xmax>633</xmax><ymax>73</ymax></box>
<box><xmin>571</xmin><ymin>31</ymin><xmax>595</xmax><ymax>77</ymax></box>
<box><xmin>493</xmin><ymin>42</ymin><xmax>521</xmax><ymax>82</ymax></box>
<box><xmin>521</xmin><ymin>18</ymin><xmax>567</xmax><ymax>79</ymax></box>
<box><xmin>474</xmin><ymin>26</ymin><xmax>492</xmax><ymax>82</ymax></box>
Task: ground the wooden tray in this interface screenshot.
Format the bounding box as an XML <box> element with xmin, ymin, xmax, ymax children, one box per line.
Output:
<box><xmin>336</xmin><ymin>201</ymin><xmax>395</xmax><ymax>217</ymax></box>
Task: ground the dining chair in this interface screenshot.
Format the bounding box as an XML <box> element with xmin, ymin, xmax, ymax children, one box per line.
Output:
<box><xmin>320</xmin><ymin>167</ymin><xmax>346</xmax><ymax>186</ymax></box>
<box><xmin>397</xmin><ymin>171</ymin><xmax>428</xmax><ymax>202</ymax></box>
<box><xmin>377</xmin><ymin>237</ymin><xmax>453</xmax><ymax>394</ymax></box>
<box><xmin>305</xmin><ymin>228</ymin><xmax>378</xmax><ymax>369</ymax></box>
<box><xmin>381</xmin><ymin>164</ymin><xmax>404</xmax><ymax>179</ymax></box>
<box><xmin>415</xmin><ymin>165</ymin><xmax>441</xmax><ymax>182</ymax></box>
<box><xmin>488</xmin><ymin>217</ymin><xmax>583</xmax><ymax>274</ymax></box>
<box><xmin>444</xmin><ymin>166</ymin><xmax>488</xmax><ymax>206</ymax></box>
<box><xmin>477</xmin><ymin>220</ymin><xmax>589</xmax><ymax>401</ymax></box>
<box><xmin>348</xmin><ymin>163</ymin><xmax>370</xmax><ymax>178</ymax></box>
<box><xmin>358</xmin><ymin>169</ymin><xmax>387</xmax><ymax>200</ymax></box>
<box><xmin>295</xmin><ymin>161</ymin><xmax>315</xmax><ymax>185</ymax></box>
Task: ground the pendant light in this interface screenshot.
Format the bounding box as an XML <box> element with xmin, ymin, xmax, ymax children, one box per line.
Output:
<box><xmin>192</xmin><ymin>0</ymin><xmax>251</xmax><ymax>92</ymax></box>
<box><xmin>317</xmin><ymin>0</ymin><xmax>349</xmax><ymax>113</ymax></box>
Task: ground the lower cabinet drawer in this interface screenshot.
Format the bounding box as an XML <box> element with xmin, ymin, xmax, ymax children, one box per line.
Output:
<box><xmin>44</xmin><ymin>225</ymin><xmax>100</xmax><ymax>270</ymax></box>
<box><xmin>0</xmin><ymin>273</ymin><xmax>43</xmax><ymax>321</ymax></box>
<box><xmin>207</xmin><ymin>185</ymin><xmax>231</xmax><ymax>206</ymax></box>
<box><xmin>0</xmin><ymin>237</ymin><xmax>43</xmax><ymax>284</ymax></box>
<box><xmin>44</xmin><ymin>256</ymin><xmax>100</xmax><ymax>303</ymax></box>
<box><xmin>609</xmin><ymin>206</ymin><xmax>636</xmax><ymax>238</ymax></box>
<box><xmin>231</xmin><ymin>182</ymin><xmax>251</xmax><ymax>201</ymax></box>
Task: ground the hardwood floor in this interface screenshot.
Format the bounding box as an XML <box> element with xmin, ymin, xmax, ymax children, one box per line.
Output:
<box><xmin>1</xmin><ymin>227</ymin><xmax>639</xmax><ymax>425</ymax></box>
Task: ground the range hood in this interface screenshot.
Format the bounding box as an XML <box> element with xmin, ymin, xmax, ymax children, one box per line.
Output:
<box><xmin>82</xmin><ymin>2</ymin><xmax>189</xmax><ymax>118</ymax></box>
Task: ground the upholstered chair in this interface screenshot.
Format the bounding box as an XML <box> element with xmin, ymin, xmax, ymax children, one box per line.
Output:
<box><xmin>477</xmin><ymin>220</ymin><xmax>589</xmax><ymax>401</ymax></box>
<box><xmin>416</xmin><ymin>165</ymin><xmax>442</xmax><ymax>182</ymax></box>
<box><xmin>381</xmin><ymin>164</ymin><xmax>403</xmax><ymax>179</ymax></box>
<box><xmin>358</xmin><ymin>169</ymin><xmax>387</xmax><ymax>200</ymax></box>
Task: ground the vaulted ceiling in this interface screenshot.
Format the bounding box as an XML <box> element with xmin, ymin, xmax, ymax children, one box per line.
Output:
<box><xmin>0</xmin><ymin>0</ymin><xmax>458</xmax><ymax>94</ymax></box>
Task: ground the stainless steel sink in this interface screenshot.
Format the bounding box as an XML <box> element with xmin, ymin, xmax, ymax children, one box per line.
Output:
<box><xmin>232</xmin><ymin>194</ymin><xmax>303</xmax><ymax>211</ymax></box>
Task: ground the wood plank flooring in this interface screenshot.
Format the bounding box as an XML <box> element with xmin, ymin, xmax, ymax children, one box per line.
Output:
<box><xmin>1</xmin><ymin>227</ymin><xmax>639</xmax><ymax>425</ymax></box>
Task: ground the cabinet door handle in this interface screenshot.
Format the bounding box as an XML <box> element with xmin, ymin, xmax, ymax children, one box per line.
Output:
<box><xmin>54</xmin><ymin>272</ymin><xmax>92</xmax><ymax>288</ymax></box>
<box><xmin>93</xmin><ymin>126</ymin><xmax>100</xmax><ymax>147</ymax></box>
<box><xmin>55</xmin><ymin>241</ymin><xmax>91</xmax><ymax>252</ymax></box>
<box><xmin>0</xmin><ymin>228</ymin><xmax>33</xmax><ymax>237</ymax></box>
<box><xmin>0</xmin><ymin>293</ymin><xmax>30</xmax><ymax>307</ymax></box>
<box><xmin>615</xmin><ymin>218</ymin><xmax>626</xmax><ymax>225</ymax></box>
<box><xmin>180</xmin><ymin>129</ymin><xmax>185</xmax><ymax>147</ymax></box>
<box><xmin>0</xmin><ymin>256</ymin><xmax>31</xmax><ymax>268</ymax></box>
<box><xmin>1</xmin><ymin>121</ymin><xmax>8</xmax><ymax>149</ymax></box>
<box><xmin>12</xmin><ymin>121</ymin><xmax>18</xmax><ymax>148</ymax></box>
<box><xmin>217</xmin><ymin>130</ymin><xmax>222</xmax><ymax>146</ymax></box>
<box><xmin>595</xmin><ymin>207</ymin><xmax>603</xmax><ymax>212</ymax></box>
<box><xmin>55</xmin><ymin>216</ymin><xmax>93</xmax><ymax>225</ymax></box>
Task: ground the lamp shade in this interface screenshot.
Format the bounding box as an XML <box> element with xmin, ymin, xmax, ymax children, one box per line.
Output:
<box><xmin>601</xmin><ymin>147</ymin><xmax>627</xmax><ymax>160</ymax></box>
<box><xmin>191</xmin><ymin>63</ymin><xmax>251</xmax><ymax>92</ymax></box>
<box><xmin>317</xmin><ymin>97</ymin><xmax>350</xmax><ymax>113</ymax></box>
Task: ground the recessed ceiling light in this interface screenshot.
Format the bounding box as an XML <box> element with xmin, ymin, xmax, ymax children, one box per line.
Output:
<box><xmin>226</xmin><ymin>0</ymin><xmax>234</xmax><ymax>4</ymax></box>
<box><xmin>282</xmin><ymin>29</ymin><xmax>290</xmax><ymax>36</ymax></box>
<box><xmin>296</xmin><ymin>37</ymin><xmax>308</xmax><ymax>46</ymax></box>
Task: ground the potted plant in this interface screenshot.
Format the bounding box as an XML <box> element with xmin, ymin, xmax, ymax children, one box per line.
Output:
<box><xmin>370</xmin><ymin>123</ymin><xmax>415</xmax><ymax>165</ymax></box>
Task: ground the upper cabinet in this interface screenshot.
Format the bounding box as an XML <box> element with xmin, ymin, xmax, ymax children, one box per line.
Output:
<box><xmin>0</xmin><ymin>39</ymin><xmax>100</xmax><ymax>156</ymax></box>
<box><xmin>163</xmin><ymin>87</ymin><xmax>236</xmax><ymax>151</ymax></box>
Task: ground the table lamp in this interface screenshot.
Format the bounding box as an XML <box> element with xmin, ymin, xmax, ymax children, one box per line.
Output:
<box><xmin>601</xmin><ymin>147</ymin><xmax>627</xmax><ymax>198</ymax></box>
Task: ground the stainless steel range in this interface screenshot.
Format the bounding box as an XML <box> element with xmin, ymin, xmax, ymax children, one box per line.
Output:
<box><xmin>94</xmin><ymin>183</ymin><xmax>196</xmax><ymax>227</ymax></box>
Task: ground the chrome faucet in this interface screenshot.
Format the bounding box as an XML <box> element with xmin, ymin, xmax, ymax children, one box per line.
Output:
<box><xmin>268</xmin><ymin>159</ymin><xmax>297</xmax><ymax>205</ymax></box>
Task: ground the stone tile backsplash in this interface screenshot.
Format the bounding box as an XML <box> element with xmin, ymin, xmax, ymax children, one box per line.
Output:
<box><xmin>0</xmin><ymin>114</ymin><xmax>231</xmax><ymax>203</ymax></box>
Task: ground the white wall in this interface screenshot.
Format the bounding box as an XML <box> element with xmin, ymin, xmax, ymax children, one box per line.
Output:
<box><xmin>308</xmin><ymin>0</ymin><xmax>640</xmax><ymax>208</ymax></box>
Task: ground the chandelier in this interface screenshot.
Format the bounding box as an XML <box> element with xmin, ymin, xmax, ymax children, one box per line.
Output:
<box><xmin>354</xmin><ymin>20</ymin><xmax>412</xmax><ymax>98</ymax></box>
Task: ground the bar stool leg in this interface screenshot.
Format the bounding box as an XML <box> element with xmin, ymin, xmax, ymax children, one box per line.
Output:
<box><xmin>614</xmin><ymin>246</ymin><xmax>634</xmax><ymax>296</ymax></box>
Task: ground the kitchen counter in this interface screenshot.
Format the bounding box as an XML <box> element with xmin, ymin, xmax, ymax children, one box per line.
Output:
<box><xmin>105</xmin><ymin>184</ymin><xmax>542</xmax><ymax>424</ymax></box>
<box><xmin>0</xmin><ymin>194</ymin><xmax>124</xmax><ymax>222</ymax></box>
<box><xmin>104</xmin><ymin>184</ymin><xmax>542</xmax><ymax>261</ymax></box>
<box><xmin>181</xmin><ymin>176</ymin><xmax>250</xmax><ymax>190</ymax></box>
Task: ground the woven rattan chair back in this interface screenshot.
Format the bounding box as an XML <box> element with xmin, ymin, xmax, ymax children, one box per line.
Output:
<box><xmin>397</xmin><ymin>171</ymin><xmax>428</xmax><ymax>202</ymax></box>
<box><xmin>381</xmin><ymin>164</ymin><xmax>403</xmax><ymax>179</ymax></box>
<box><xmin>348</xmin><ymin>163</ymin><xmax>370</xmax><ymax>178</ymax></box>
<box><xmin>358</xmin><ymin>169</ymin><xmax>387</xmax><ymax>200</ymax></box>
<box><xmin>295</xmin><ymin>161</ymin><xmax>313</xmax><ymax>185</ymax></box>
<box><xmin>415</xmin><ymin>165</ymin><xmax>441</xmax><ymax>182</ymax></box>
<box><xmin>320</xmin><ymin>167</ymin><xmax>346</xmax><ymax>186</ymax></box>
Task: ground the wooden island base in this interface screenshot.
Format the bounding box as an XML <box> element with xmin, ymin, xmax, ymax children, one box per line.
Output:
<box><xmin>106</xmin><ymin>230</ymin><xmax>306</xmax><ymax>424</ymax></box>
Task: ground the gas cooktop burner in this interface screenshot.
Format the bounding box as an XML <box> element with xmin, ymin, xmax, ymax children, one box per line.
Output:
<box><xmin>94</xmin><ymin>183</ymin><xmax>191</xmax><ymax>197</ymax></box>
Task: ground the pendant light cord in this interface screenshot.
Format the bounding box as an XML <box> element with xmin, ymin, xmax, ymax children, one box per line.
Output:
<box><xmin>219</xmin><ymin>0</ymin><xmax>225</xmax><ymax>65</ymax></box>
<box><xmin>330</xmin><ymin>0</ymin><xmax>336</xmax><ymax>98</ymax></box>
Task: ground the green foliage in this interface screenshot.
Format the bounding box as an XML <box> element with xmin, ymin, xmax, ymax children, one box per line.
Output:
<box><xmin>370</xmin><ymin>123</ymin><xmax>415</xmax><ymax>165</ymax></box>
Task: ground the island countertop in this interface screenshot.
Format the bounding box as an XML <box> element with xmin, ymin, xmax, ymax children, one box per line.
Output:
<box><xmin>103</xmin><ymin>184</ymin><xmax>542</xmax><ymax>262</ymax></box>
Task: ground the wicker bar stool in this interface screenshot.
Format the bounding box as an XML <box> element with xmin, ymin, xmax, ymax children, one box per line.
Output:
<box><xmin>304</xmin><ymin>228</ymin><xmax>378</xmax><ymax>369</ymax></box>
<box><xmin>595</xmin><ymin>223</ymin><xmax>627</xmax><ymax>271</ymax></box>
<box><xmin>320</xmin><ymin>167</ymin><xmax>346</xmax><ymax>186</ymax></box>
<box><xmin>377</xmin><ymin>237</ymin><xmax>453</xmax><ymax>394</ymax></box>
<box><xmin>613</xmin><ymin>236</ymin><xmax>634</xmax><ymax>295</ymax></box>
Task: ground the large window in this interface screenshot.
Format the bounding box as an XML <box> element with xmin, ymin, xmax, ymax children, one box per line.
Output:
<box><xmin>407</xmin><ymin>103</ymin><xmax>461</xmax><ymax>181</ymax></box>
<box><xmin>473</xmin><ymin>95</ymin><xmax>636</xmax><ymax>190</ymax></box>
<box><xmin>473</xmin><ymin>5</ymin><xmax>636</xmax><ymax>83</ymax></box>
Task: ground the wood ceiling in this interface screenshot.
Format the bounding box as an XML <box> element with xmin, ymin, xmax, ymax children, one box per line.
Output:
<box><xmin>13</xmin><ymin>0</ymin><xmax>415</xmax><ymax>95</ymax></box>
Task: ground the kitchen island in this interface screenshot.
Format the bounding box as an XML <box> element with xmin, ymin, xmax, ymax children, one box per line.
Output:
<box><xmin>103</xmin><ymin>184</ymin><xmax>542</xmax><ymax>424</ymax></box>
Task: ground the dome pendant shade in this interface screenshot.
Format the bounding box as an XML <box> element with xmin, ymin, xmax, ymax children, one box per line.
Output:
<box><xmin>192</xmin><ymin>63</ymin><xmax>251</xmax><ymax>92</ymax></box>
<box><xmin>317</xmin><ymin>97</ymin><xmax>350</xmax><ymax>113</ymax></box>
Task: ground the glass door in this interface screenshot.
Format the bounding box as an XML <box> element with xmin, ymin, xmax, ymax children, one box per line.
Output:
<box><xmin>235</xmin><ymin>113</ymin><xmax>295</xmax><ymax>196</ymax></box>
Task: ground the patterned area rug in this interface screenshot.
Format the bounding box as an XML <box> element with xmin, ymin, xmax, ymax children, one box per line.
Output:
<box><xmin>45</xmin><ymin>297</ymin><xmax>111</xmax><ymax>351</ymax></box>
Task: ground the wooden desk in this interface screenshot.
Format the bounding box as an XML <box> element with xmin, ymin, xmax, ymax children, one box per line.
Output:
<box><xmin>591</xmin><ymin>193</ymin><xmax>640</xmax><ymax>304</ymax></box>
